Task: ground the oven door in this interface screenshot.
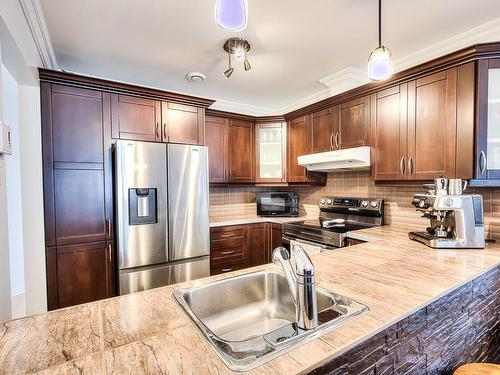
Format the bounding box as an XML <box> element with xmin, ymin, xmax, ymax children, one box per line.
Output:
<box><xmin>257</xmin><ymin>193</ymin><xmax>292</xmax><ymax>216</ymax></box>
<box><xmin>282</xmin><ymin>235</ymin><xmax>337</xmax><ymax>252</ymax></box>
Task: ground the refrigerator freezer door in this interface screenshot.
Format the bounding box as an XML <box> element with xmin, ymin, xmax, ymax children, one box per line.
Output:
<box><xmin>119</xmin><ymin>257</ymin><xmax>210</xmax><ymax>295</ymax></box>
<box><xmin>167</xmin><ymin>144</ymin><xmax>210</xmax><ymax>261</ymax></box>
<box><xmin>115</xmin><ymin>140</ymin><xmax>168</xmax><ymax>269</ymax></box>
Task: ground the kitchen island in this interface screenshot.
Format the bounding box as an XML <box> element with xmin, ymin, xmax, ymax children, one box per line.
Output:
<box><xmin>1</xmin><ymin>225</ymin><xmax>499</xmax><ymax>374</ymax></box>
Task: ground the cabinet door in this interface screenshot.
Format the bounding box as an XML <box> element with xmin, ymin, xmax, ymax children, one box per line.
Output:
<box><xmin>255</xmin><ymin>122</ymin><xmax>286</xmax><ymax>183</ymax></box>
<box><xmin>287</xmin><ymin>116</ymin><xmax>311</xmax><ymax>182</ymax></box>
<box><xmin>339</xmin><ymin>96</ymin><xmax>370</xmax><ymax>149</ymax></box>
<box><xmin>407</xmin><ymin>69</ymin><xmax>457</xmax><ymax>180</ymax></box>
<box><xmin>269</xmin><ymin>223</ymin><xmax>283</xmax><ymax>263</ymax></box>
<box><xmin>246</xmin><ymin>223</ymin><xmax>267</xmax><ymax>267</ymax></box>
<box><xmin>311</xmin><ymin>108</ymin><xmax>333</xmax><ymax>153</ymax></box>
<box><xmin>163</xmin><ymin>102</ymin><xmax>203</xmax><ymax>145</ymax></box>
<box><xmin>476</xmin><ymin>59</ymin><xmax>500</xmax><ymax>180</ymax></box>
<box><xmin>228</xmin><ymin>119</ymin><xmax>254</xmax><ymax>183</ymax></box>
<box><xmin>55</xmin><ymin>242</ymin><xmax>112</xmax><ymax>308</ymax></box>
<box><xmin>205</xmin><ymin>116</ymin><xmax>228</xmax><ymax>183</ymax></box>
<box><xmin>51</xmin><ymin>85</ymin><xmax>104</xmax><ymax>163</ymax></box>
<box><xmin>111</xmin><ymin>94</ymin><xmax>161</xmax><ymax>141</ymax></box>
<box><xmin>372</xmin><ymin>85</ymin><xmax>408</xmax><ymax>181</ymax></box>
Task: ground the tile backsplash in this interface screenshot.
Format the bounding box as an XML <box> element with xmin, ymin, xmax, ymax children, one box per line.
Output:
<box><xmin>209</xmin><ymin>170</ymin><xmax>500</xmax><ymax>240</ymax></box>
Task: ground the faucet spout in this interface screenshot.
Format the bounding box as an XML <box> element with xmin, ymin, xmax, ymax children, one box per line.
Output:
<box><xmin>272</xmin><ymin>247</ymin><xmax>297</xmax><ymax>304</ymax></box>
<box><xmin>272</xmin><ymin>245</ymin><xmax>318</xmax><ymax>330</ymax></box>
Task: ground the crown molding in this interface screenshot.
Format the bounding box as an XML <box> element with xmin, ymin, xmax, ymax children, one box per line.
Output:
<box><xmin>319</xmin><ymin>67</ymin><xmax>369</xmax><ymax>96</ymax></box>
<box><xmin>209</xmin><ymin>99</ymin><xmax>276</xmax><ymax>117</ymax></box>
<box><xmin>18</xmin><ymin>0</ymin><xmax>58</xmax><ymax>69</ymax></box>
<box><xmin>394</xmin><ymin>17</ymin><xmax>500</xmax><ymax>73</ymax></box>
<box><xmin>277</xmin><ymin>88</ymin><xmax>330</xmax><ymax>116</ymax></box>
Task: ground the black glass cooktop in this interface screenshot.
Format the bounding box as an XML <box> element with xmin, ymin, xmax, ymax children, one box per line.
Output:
<box><xmin>286</xmin><ymin>219</ymin><xmax>374</xmax><ymax>233</ymax></box>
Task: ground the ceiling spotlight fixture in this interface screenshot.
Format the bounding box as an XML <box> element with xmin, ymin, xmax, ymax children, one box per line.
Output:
<box><xmin>223</xmin><ymin>38</ymin><xmax>251</xmax><ymax>79</ymax></box>
<box><xmin>368</xmin><ymin>0</ymin><xmax>393</xmax><ymax>81</ymax></box>
<box><xmin>215</xmin><ymin>0</ymin><xmax>248</xmax><ymax>31</ymax></box>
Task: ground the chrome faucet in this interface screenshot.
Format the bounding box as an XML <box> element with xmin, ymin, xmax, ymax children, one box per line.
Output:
<box><xmin>272</xmin><ymin>246</ymin><xmax>318</xmax><ymax>330</ymax></box>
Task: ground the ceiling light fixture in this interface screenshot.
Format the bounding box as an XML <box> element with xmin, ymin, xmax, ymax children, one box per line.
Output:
<box><xmin>185</xmin><ymin>72</ymin><xmax>206</xmax><ymax>83</ymax></box>
<box><xmin>223</xmin><ymin>38</ymin><xmax>251</xmax><ymax>78</ymax></box>
<box><xmin>368</xmin><ymin>0</ymin><xmax>393</xmax><ymax>81</ymax></box>
<box><xmin>215</xmin><ymin>0</ymin><xmax>248</xmax><ymax>31</ymax></box>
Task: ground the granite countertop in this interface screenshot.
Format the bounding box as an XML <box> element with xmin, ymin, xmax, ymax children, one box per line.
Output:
<box><xmin>2</xmin><ymin>225</ymin><xmax>500</xmax><ymax>374</ymax></box>
<box><xmin>209</xmin><ymin>215</ymin><xmax>311</xmax><ymax>227</ymax></box>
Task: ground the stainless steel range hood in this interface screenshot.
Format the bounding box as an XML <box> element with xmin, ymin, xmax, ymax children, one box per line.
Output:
<box><xmin>297</xmin><ymin>146</ymin><xmax>371</xmax><ymax>172</ymax></box>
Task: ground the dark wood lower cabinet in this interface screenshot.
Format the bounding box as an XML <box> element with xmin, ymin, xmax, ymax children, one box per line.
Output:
<box><xmin>47</xmin><ymin>242</ymin><xmax>114</xmax><ymax>309</ymax></box>
<box><xmin>210</xmin><ymin>223</ymin><xmax>284</xmax><ymax>275</ymax></box>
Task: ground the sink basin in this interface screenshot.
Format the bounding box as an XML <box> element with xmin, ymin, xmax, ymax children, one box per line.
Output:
<box><xmin>173</xmin><ymin>268</ymin><xmax>369</xmax><ymax>371</ymax></box>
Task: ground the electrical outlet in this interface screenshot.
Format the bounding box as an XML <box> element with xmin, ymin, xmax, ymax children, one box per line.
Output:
<box><xmin>0</xmin><ymin>121</ymin><xmax>12</xmax><ymax>155</ymax></box>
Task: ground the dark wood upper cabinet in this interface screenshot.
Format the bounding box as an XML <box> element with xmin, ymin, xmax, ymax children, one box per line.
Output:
<box><xmin>228</xmin><ymin>119</ymin><xmax>254</xmax><ymax>183</ymax></box>
<box><xmin>255</xmin><ymin>122</ymin><xmax>286</xmax><ymax>183</ymax></box>
<box><xmin>372</xmin><ymin>85</ymin><xmax>408</xmax><ymax>181</ymax></box>
<box><xmin>339</xmin><ymin>96</ymin><xmax>370</xmax><ymax>149</ymax></box>
<box><xmin>287</xmin><ymin>116</ymin><xmax>310</xmax><ymax>182</ymax></box>
<box><xmin>474</xmin><ymin>58</ymin><xmax>500</xmax><ymax>182</ymax></box>
<box><xmin>312</xmin><ymin>108</ymin><xmax>333</xmax><ymax>153</ymax></box>
<box><xmin>163</xmin><ymin>102</ymin><xmax>204</xmax><ymax>145</ymax></box>
<box><xmin>205</xmin><ymin>115</ymin><xmax>229</xmax><ymax>183</ymax></box>
<box><xmin>111</xmin><ymin>94</ymin><xmax>161</xmax><ymax>142</ymax></box>
<box><xmin>55</xmin><ymin>242</ymin><xmax>112</xmax><ymax>308</ymax></box>
<box><xmin>372</xmin><ymin>64</ymin><xmax>474</xmax><ymax>182</ymax></box>
<box><xmin>407</xmin><ymin>70</ymin><xmax>457</xmax><ymax>180</ymax></box>
<box><xmin>287</xmin><ymin>115</ymin><xmax>326</xmax><ymax>184</ymax></box>
<box><xmin>51</xmin><ymin>85</ymin><xmax>104</xmax><ymax>163</ymax></box>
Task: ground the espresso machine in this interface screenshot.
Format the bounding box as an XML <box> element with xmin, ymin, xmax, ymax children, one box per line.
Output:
<box><xmin>408</xmin><ymin>178</ymin><xmax>485</xmax><ymax>249</ymax></box>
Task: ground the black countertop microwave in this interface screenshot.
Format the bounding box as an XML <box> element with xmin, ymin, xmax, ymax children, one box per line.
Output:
<box><xmin>256</xmin><ymin>192</ymin><xmax>299</xmax><ymax>217</ymax></box>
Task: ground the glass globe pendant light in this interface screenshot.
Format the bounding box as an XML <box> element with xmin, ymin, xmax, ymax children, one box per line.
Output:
<box><xmin>368</xmin><ymin>0</ymin><xmax>393</xmax><ymax>81</ymax></box>
<box><xmin>215</xmin><ymin>0</ymin><xmax>248</xmax><ymax>31</ymax></box>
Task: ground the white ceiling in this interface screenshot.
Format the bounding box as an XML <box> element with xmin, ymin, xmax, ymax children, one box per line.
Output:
<box><xmin>40</xmin><ymin>0</ymin><xmax>500</xmax><ymax>115</ymax></box>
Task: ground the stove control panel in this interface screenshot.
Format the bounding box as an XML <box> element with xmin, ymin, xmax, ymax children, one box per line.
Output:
<box><xmin>319</xmin><ymin>197</ymin><xmax>384</xmax><ymax>213</ymax></box>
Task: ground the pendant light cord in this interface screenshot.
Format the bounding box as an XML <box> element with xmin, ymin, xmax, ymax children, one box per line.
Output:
<box><xmin>378</xmin><ymin>0</ymin><xmax>382</xmax><ymax>48</ymax></box>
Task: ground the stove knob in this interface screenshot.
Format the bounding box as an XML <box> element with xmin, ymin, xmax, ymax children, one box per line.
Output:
<box><xmin>327</xmin><ymin>199</ymin><xmax>333</xmax><ymax>205</ymax></box>
<box><xmin>320</xmin><ymin>199</ymin><xmax>326</xmax><ymax>204</ymax></box>
<box><xmin>361</xmin><ymin>200</ymin><xmax>369</xmax><ymax>208</ymax></box>
<box><xmin>370</xmin><ymin>201</ymin><xmax>378</xmax><ymax>208</ymax></box>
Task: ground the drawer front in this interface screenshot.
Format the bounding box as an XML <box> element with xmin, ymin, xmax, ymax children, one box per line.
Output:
<box><xmin>211</xmin><ymin>246</ymin><xmax>245</xmax><ymax>260</ymax></box>
<box><xmin>210</xmin><ymin>225</ymin><xmax>245</xmax><ymax>241</ymax></box>
<box><xmin>210</xmin><ymin>237</ymin><xmax>245</xmax><ymax>251</ymax></box>
<box><xmin>210</xmin><ymin>255</ymin><xmax>246</xmax><ymax>275</ymax></box>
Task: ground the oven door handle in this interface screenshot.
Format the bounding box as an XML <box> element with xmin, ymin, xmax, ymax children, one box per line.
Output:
<box><xmin>281</xmin><ymin>235</ymin><xmax>336</xmax><ymax>251</ymax></box>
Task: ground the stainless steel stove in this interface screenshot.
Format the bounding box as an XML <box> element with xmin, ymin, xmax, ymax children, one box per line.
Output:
<box><xmin>282</xmin><ymin>197</ymin><xmax>384</xmax><ymax>250</ymax></box>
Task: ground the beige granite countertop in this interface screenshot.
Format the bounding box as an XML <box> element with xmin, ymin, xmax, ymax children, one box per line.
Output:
<box><xmin>2</xmin><ymin>225</ymin><xmax>500</xmax><ymax>375</ymax></box>
<box><xmin>209</xmin><ymin>215</ymin><xmax>312</xmax><ymax>227</ymax></box>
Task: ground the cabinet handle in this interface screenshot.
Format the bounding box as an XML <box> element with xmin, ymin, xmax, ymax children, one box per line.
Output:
<box><xmin>408</xmin><ymin>157</ymin><xmax>413</xmax><ymax>176</ymax></box>
<box><xmin>220</xmin><ymin>233</ymin><xmax>234</xmax><ymax>238</ymax></box>
<box><xmin>155</xmin><ymin>123</ymin><xmax>159</xmax><ymax>139</ymax></box>
<box><xmin>303</xmin><ymin>168</ymin><xmax>308</xmax><ymax>181</ymax></box>
<box><xmin>221</xmin><ymin>268</ymin><xmax>233</xmax><ymax>272</ymax></box>
<box><xmin>163</xmin><ymin>123</ymin><xmax>167</xmax><ymax>141</ymax></box>
<box><xmin>400</xmin><ymin>157</ymin><xmax>406</xmax><ymax>176</ymax></box>
<box><xmin>106</xmin><ymin>219</ymin><xmax>111</xmax><ymax>237</ymax></box>
<box><xmin>107</xmin><ymin>244</ymin><xmax>112</xmax><ymax>263</ymax></box>
<box><xmin>480</xmin><ymin>151</ymin><xmax>487</xmax><ymax>174</ymax></box>
<box><xmin>335</xmin><ymin>132</ymin><xmax>339</xmax><ymax>148</ymax></box>
<box><xmin>228</xmin><ymin>169</ymin><xmax>232</xmax><ymax>180</ymax></box>
<box><xmin>221</xmin><ymin>250</ymin><xmax>235</xmax><ymax>255</ymax></box>
<box><xmin>330</xmin><ymin>133</ymin><xmax>334</xmax><ymax>150</ymax></box>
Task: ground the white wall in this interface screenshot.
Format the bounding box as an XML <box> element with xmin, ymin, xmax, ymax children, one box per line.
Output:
<box><xmin>18</xmin><ymin>83</ymin><xmax>45</xmax><ymax>315</ymax></box>
<box><xmin>0</xmin><ymin>39</ymin><xmax>12</xmax><ymax>322</ymax></box>
<box><xmin>2</xmin><ymin>64</ymin><xmax>25</xmax><ymax>299</ymax></box>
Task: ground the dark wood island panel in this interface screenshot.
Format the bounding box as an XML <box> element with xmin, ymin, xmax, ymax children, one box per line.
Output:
<box><xmin>311</xmin><ymin>266</ymin><xmax>500</xmax><ymax>375</ymax></box>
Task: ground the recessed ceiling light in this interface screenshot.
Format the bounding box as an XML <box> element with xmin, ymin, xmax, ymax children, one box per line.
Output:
<box><xmin>185</xmin><ymin>72</ymin><xmax>206</xmax><ymax>83</ymax></box>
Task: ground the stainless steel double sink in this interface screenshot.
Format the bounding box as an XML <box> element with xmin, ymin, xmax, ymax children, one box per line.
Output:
<box><xmin>173</xmin><ymin>268</ymin><xmax>369</xmax><ymax>371</ymax></box>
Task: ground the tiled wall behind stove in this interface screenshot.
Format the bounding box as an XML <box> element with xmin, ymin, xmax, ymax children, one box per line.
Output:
<box><xmin>209</xmin><ymin>170</ymin><xmax>500</xmax><ymax>240</ymax></box>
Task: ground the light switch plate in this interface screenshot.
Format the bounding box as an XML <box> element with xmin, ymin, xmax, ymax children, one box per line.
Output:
<box><xmin>0</xmin><ymin>121</ymin><xmax>12</xmax><ymax>155</ymax></box>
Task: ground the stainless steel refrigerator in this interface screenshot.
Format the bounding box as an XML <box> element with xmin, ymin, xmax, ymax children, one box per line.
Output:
<box><xmin>115</xmin><ymin>140</ymin><xmax>210</xmax><ymax>295</ymax></box>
